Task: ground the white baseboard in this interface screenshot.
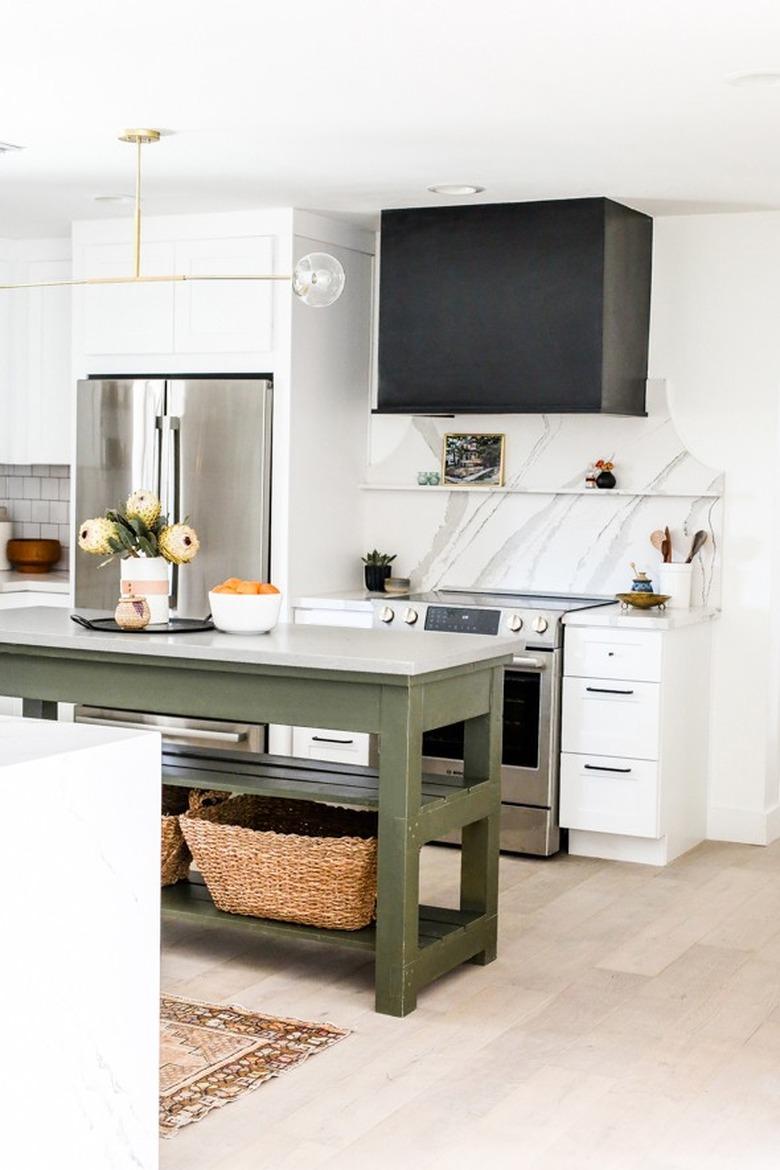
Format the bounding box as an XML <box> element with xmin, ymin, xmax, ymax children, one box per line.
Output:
<box><xmin>707</xmin><ymin>803</ymin><xmax>780</xmax><ymax>845</ymax></box>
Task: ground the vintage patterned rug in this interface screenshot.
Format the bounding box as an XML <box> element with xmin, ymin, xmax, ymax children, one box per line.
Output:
<box><xmin>160</xmin><ymin>994</ymin><xmax>349</xmax><ymax>1136</ymax></box>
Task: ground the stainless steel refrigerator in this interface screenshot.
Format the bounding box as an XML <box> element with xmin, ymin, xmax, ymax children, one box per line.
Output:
<box><xmin>75</xmin><ymin>376</ymin><xmax>273</xmax><ymax>618</ymax></box>
<box><xmin>74</xmin><ymin>376</ymin><xmax>272</xmax><ymax>754</ymax></box>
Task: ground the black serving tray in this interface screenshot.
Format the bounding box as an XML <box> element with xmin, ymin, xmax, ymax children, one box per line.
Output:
<box><xmin>71</xmin><ymin>614</ymin><xmax>214</xmax><ymax>634</ymax></box>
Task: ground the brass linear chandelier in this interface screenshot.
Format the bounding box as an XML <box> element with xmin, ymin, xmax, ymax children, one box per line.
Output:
<box><xmin>0</xmin><ymin>129</ymin><xmax>346</xmax><ymax>306</ymax></box>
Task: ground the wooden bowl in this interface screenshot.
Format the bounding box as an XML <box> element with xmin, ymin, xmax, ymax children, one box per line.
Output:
<box><xmin>6</xmin><ymin>538</ymin><xmax>62</xmax><ymax>574</ymax></box>
<box><xmin>615</xmin><ymin>592</ymin><xmax>671</xmax><ymax>610</ymax></box>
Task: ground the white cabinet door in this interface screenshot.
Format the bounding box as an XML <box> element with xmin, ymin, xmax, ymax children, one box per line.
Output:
<box><xmin>173</xmin><ymin>237</ymin><xmax>275</xmax><ymax>354</ymax></box>
<box><xmin>18</xmin><ymin>260</ymin><xmax>72</xmax><ymax>464</ymax></box>
<box><xmin>562</xmin><ymin>677</ymin><xmax>661</xmax><ymax>761</ymax></box>
<box><xmin>82</xmin><ymin>241</ymin><xmax>176</xmax><ymax>355</ymax></box>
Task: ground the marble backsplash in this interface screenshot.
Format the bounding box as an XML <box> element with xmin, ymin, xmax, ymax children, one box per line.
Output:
<box><xmin>363</xmin><ymin>381</ymin><xmax>723</xmax><ymax>604</ymax></box>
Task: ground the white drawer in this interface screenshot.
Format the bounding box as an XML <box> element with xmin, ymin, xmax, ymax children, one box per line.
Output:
<box><xmin>560</xmin><ymin>753</ymin><xmax>660</xmax><ymax>838</ymax></box>
<box><xmin>292</xmin><ymin>726</ymin><xmax>371</xmax><ymax>766</ymax></box>
<box><xmin>562</xmin><ymin>677</ymin><xmax>660</xmax><ymax>760</ymax></box>
<box><xmin>564</xmin><ymin>627</ymin><xmax>662</xmax><ymax>682</ymax></box>
<box><xmin>293</xmin><ymin>607</ymin><xmax>373</xmax><ymax>629</ymax></box>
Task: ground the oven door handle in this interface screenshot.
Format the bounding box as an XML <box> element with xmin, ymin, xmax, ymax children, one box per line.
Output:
<box><xmin>510</xmin><ymin>656</ymin><xmax>547</xmax><ymax>670</ymax></box>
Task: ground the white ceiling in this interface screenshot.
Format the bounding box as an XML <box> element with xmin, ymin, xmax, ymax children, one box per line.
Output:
<box><xmin>3</xmin><ymin>0</ymin><xmax>780</xmax><ymax>236</ymax></box>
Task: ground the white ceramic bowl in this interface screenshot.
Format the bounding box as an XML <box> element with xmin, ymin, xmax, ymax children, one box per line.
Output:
<box><xmin>208</xmin><ymin>590</ymin><xmax>283</xmax><ymax>634</ymax></box>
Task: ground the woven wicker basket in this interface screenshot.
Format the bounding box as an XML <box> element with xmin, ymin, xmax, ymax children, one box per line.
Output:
<box><xmin>160</xmin><ymin>786</ymin><xmax>229</xmax><ymax>887</ymax></box>
<box><xmin>180</xmin><ymin>795</ymin><xmax>378</xmax><ymax>930</ymax></box>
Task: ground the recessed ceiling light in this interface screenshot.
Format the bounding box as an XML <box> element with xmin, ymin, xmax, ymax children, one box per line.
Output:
<box><xmin>726</xmin><ymin>69</ymin><xmax>780</xmax><ymax>87</ymax></box>
<box><xmin>93</xmin><ymin>193</ymin><xmax>135</xmax><ymax>204</ymax></box>
<box><xmin>427</xmin><ymin>183</ymin><xmax>485</xmax><ymax>196</ymax></box>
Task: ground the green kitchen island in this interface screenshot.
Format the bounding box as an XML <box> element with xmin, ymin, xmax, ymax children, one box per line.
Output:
<box><xmin>0</xmin><ymin>607</ymin><xmax>513</xmax><ymax>1016</ymax></box>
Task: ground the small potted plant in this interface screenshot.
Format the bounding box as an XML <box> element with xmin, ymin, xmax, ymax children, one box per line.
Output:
<box><xmin>78</xmin><ymin>488</ymin><xmax>200</xmax><ymax>624</ymax></box>
<box><xmin>362</xmin><ymin>549</ymin><xmax>396</xmax><ymax>592</ymax></box>
<box><xmin>594</xmin><ymin>459</ymin><xmax>616</xmax><ymax>489</ymax></box>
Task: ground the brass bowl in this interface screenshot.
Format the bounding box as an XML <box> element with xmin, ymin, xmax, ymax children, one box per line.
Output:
<box><xmin>384</xmin><ymin>577</ymin><xmax>411</xmax><ymax>595</ymax></box>
<box><xmin>6</xmin><ymin>538</ymin><xmax>62</xmax><ymax>574</ymax></box>
<box><xmin>615</xmin><ymin>592</ymin><xmax>671</xmax><ymax>610</ymax></box>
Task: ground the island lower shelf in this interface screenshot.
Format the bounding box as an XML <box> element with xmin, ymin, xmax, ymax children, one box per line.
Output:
<box><xmin>163</xmin><ymin>876</ymin><xmax>490</xmax><ymax>965</ymax></box>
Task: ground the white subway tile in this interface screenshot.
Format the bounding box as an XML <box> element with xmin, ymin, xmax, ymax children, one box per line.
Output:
<box><xmin>51</xmin><ymin>465</ymin><xmax>70</xmax><ymax>478</ymax></box>
<box><xmin>40</xmin><ymin>524</ymin><xmax>58</xmax><ymax>541</ymax></box>
<box><xmin>49</xmin><ymin>501</ymin><xmax>68</xmax><ymax>524</ymax></box>
<box><xmin>58</xmin><ymin>480</ymin><xmax>70</xmax><ymax>502</ymax></box>
<box><xmin>32</xmin><ymin>464</ymin><xmax>49</xmax><ymax>477</ymax></box>
<box><xmin>20</xmin><ymin>523</ymin><xmax>40</xmax><ymax>539</ymax></box>
<box><xmin>7</xmin><ymin>478</ymin><xmax>23</xmax><ymax>497</ymax></box>
<box><xmin>12</xmin><ymin>500</ymin><xmax>31</xmax><ymax>522</ymax></box>
<box><xmin>41</xmin><ymin>478</ymin><xmax>58</xmax><ymax>499</ymax></box>
<box><xmin>31</xmin><ymin>500</ymin><xmax>49</xmax><ymax>523</ymax></box>
<box><xmin>22</xmin><ymin>478</ymin><xmax>41</xmax><ymax>500</ymax></box>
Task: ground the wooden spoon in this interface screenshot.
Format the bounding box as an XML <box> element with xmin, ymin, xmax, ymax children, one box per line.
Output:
<box><xmin>650</xmin><ymin>530</ymin><xmax>665</xmax><ymax>554</ymax></box>
<box><xmin>663</xmin><ymin>526</ymin><xmax>672</xmax><ymax>563</ymax></box>
<box><xmin>686</xmin><ymin>530</ymin><xmax>708</xmax><ymax>563</ymax></box>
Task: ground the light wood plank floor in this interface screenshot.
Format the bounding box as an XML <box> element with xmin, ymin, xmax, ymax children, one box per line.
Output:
<box><xmin>161</xmin><ymin>840</ymin><xmax>780</xmax><ymax>1170</ymax></box>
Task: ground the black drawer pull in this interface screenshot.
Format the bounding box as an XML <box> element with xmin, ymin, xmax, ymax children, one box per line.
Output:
<box><xmin>584</xmin><ymin>764</ymin><xmax>632</xmax><ymax>774</ymax></box>
<box><xmin>312</xmin><ymin>735</ymin><xmax>354</xmax><ymax>745</ymax></box>
<box><xmin>585</xmin><ymin>686</ymin><xmax>634</xmax><ymax>695</ymax></box>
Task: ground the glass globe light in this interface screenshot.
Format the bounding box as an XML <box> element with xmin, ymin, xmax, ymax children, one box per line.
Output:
<box><xmin>292</xmin><ymin>252</ymin><xmax>346</xmax><ymax>307</ymax></box>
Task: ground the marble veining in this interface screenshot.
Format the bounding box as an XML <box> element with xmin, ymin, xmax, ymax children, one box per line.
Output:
<box><xmin>365</xmin><ymin>380</ymin><xmax>723</xmax><ymax>602</ymax></box>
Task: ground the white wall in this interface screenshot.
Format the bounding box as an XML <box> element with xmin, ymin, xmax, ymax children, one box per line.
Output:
<box><xmin>650</xmin><ymin>211</ymin><xmax>780</xmax><ymax>844</ymax></box>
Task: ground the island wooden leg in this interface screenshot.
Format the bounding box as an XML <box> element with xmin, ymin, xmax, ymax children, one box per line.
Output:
<box><xmin>22</xmin><ymin>699</ymin><xmax>58</xmax><ymax>720</ymax></box>
<box><xmin>374</xmin><ymin>684</ymin><xmax>423</xmax><ymax>1017</ymax></box>
<box><xmin>460</xmin><ymin>665</ymin><xmax>503</xmax><ymax>965</ymax></box>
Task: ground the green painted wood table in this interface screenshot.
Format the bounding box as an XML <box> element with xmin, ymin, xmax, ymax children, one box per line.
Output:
<box><xmin>0</xmin><ymin>607</ymin><xmax>513</xmax><ymax>1016</ymax></box>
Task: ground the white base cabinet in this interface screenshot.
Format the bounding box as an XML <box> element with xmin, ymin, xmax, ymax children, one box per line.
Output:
<box><xmin>560</xmin><ymin>621</ymin><xmax>713</xmax><ymax>865</ymax></box>
<box><xmin>288</xmin><ymin>604</ymin><xmax>373</xmax><ymax>765</ymax></box>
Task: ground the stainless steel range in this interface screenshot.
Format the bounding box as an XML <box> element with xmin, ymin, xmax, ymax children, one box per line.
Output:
<box><xmin>371</xmin><ymin>589</ymin><xmax>613</xmax><ymax>856</ymax></box>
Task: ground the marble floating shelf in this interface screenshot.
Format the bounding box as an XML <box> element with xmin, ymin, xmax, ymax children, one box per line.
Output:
<box><xmin>359</xmin><ymin>484</ymin><xmax>722</xmax><ymax>498</ymax></box>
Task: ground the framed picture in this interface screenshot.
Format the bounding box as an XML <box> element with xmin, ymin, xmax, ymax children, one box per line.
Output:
<box><xmin>442</xmin><ymin>432</ymin><xmax>506</xmax><ymax>486</ymax></box>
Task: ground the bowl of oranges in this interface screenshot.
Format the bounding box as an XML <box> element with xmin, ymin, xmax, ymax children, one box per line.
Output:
<box><xmin>209</xmin><ymin>578</ymin><xmax>282</xmax><ymax>634</ymax></box>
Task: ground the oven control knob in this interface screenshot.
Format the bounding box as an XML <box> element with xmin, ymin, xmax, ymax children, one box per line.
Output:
<box><xmin>532</xmin><ymin>616</ymin><xmax>549</xmax><ymax>634</ymax></box>
<box><xmin>380</xmin><ymin>606</ymin><xmax>395</xmax><ymax>624</ymax></box>
<box><xmin>506</xmin><ymin>613</ymin><xmax>523</xmax><ymax>632</ymax></box>
<box><xmin>403</xmin><ymin>607</ymin><xmax>419</xmax><ymax>625</ymax></box>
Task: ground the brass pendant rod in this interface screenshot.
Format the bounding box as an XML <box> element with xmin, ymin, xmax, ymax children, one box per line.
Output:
<box><xmin>134</xmin><ymin>137</ymin><xmax>142</xmax><ymax>279</ymax></box>
<box><xmin>0</xmin><ymin>274</ymin><xmax>293</xmax><ymax>290</ymax></box>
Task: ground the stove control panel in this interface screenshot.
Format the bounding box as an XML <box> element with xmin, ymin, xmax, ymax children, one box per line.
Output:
<box><xmin>424</xmin><ymin>606</ymin><xmax>501</xmax><ymax>635</ymax></box>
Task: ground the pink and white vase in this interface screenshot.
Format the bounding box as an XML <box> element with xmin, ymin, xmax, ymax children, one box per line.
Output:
<box><xmin>120</xmin><ymin>556</ymin><xmax>170</xmax><ymax>624</ymax></box>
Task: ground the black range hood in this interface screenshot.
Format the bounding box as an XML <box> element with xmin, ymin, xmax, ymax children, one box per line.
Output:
<box><xmin>376</xmin><ymin>197</ymin><xmax>652</xmax><ymax>416</ymax></box>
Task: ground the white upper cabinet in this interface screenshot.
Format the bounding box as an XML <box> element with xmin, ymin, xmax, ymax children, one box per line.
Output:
<box><xmin>73</xmin><ymin>211</ymin><xmax>290</xmax><ymax>374</ymax></box>
<box><xmin>173</xmin><ymin>237</ymin><xmax>274</xmax><ymax>354</ymax></box>
<box><xmin>0</xmin><ymin>241</ymin><xmax>72</xmax><ymax>466</ymax></box>
<box><xmin>82</xmin><ymin>241</ymin><xmax>175</xmax><ymax>356</ymax></box>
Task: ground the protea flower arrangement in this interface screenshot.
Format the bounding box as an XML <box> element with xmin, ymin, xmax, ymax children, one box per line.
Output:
<box><xmin>78</xmin><ymin>489</ymin><xmax>200</xmax><ymax>566</ymax></box>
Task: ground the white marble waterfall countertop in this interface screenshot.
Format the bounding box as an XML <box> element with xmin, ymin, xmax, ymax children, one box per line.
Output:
<box><xmin>564</xmin><ymin>603</ymin><xmax>720</xmax><ymax>631</ymax></box>
<box><xmin>0</xmin><ymin>606</ymin><xmax>516</xmax><ymax>675</ymax></box>
<box><xmin>1</xmin><ymin>716</ymin><xmax>160</xmax><ymax>1170</ymax></box>
<box><xmin>0</xmin><ymin>568</ymin><xmax>69</xmax><ymax>593</ymax></box>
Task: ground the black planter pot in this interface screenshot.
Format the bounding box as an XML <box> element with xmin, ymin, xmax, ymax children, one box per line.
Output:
<box><xmin>364</xmin><ymin>564</ymin><xmax>391</xmax><ymax>592</ymax></box>
<box><xmin>596</xmin><ymin>470</ymin><xmax>617</xmax><ymax>489</ymax></box>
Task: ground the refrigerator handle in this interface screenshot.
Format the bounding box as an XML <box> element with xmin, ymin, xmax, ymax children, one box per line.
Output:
<box><xmin>162</xmin><ymin>416</ymin><xmax>181</xmax><ymax>610</ymax></box>
<box><xmin>154</xmin><ymin>415</ymin><xmax>164</xmax><ymax>500</ymax></box>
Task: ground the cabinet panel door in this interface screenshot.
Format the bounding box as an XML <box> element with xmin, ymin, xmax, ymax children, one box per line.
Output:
<box><xmin>82</xmin><ymin>242</ymin><xmax>176</xmax><ymax>355</ymax></box>
<box><xmin>560</xmin><ymin>752</ymin><xmax>660</xmax><ymax>838</ymax></box>
<box><xmin>173</xmin><ymin>237</ymin><xmax>275</xmax><ymax>354</ymax></box>
<box><xmin>562</xmin><ymin>677</ymin><xmax>661</xmax><ymax>761</ymax></box>
<box><xmin>21</xmin><ymin>259</ymin><xmax>72</xmax><ymax>464</ymax></box>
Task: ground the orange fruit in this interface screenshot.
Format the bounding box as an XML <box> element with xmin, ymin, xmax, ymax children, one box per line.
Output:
<box><xmin>236</xmin><ymin>581</ymin><xmax>261</xmax><ymax>594</ymax></box>
<box><xmin>258</xmin><ymin>583</ymin><xmax>280</xmax><ymax>594</ymax></box>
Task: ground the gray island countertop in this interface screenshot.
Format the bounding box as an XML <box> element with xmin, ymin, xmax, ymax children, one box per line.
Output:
<box><xmin>0</xmin><ymin>606</ymin><xmax>516</xmax><ymax>676</ymax></box>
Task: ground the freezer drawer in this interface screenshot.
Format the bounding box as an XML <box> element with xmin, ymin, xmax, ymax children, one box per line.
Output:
<box><xmin>562</xmin><ymin>677</ymin><xmax>661</xmax><ymax>761</ymax></box>
<box><xmin>75</xmin><ymin>707</ymin><xmax>265</xmax><ymax>754</ymax></box>
<box><xmin>560</xmin><ymin>752</ymin><xmax>660</xmax><ymax>838</ymax></box>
